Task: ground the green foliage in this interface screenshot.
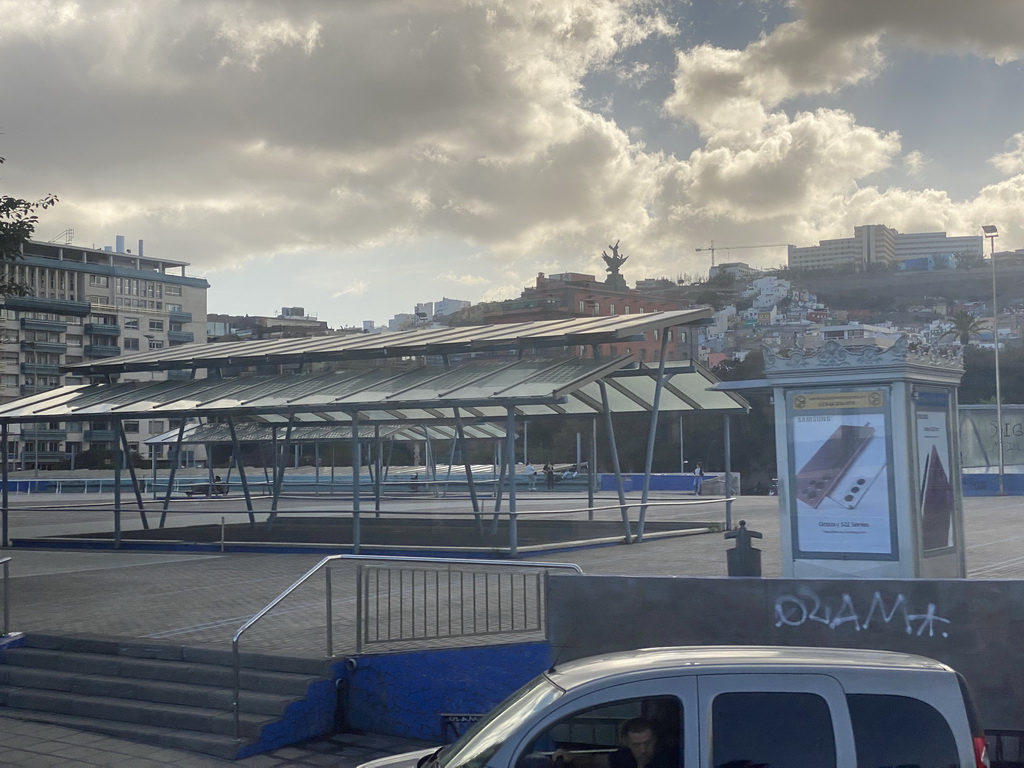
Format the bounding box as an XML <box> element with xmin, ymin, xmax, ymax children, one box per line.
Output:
<box><xmin>940</xmin><ymin>310</ymin><xmax>985</xmax><ymax>346</ymax></box>
<box><xmin>0</xmin><ymin>155</ymin><xmax>57</xmax><ymax>296</ymax></box>
<box><xmin>959</xmin><ymin>347</ymin><xmax>1024</xmax><ymax>405</ymax></box>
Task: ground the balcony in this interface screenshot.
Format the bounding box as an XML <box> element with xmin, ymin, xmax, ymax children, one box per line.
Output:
<box><xmin>21</xmin><ymin>451</ymin><xmax>67</xmax><ymax>464</ymax></box>
<box><xmin>84</xmin><ymin>345</ymin><xmax>121</xmax><ymax>358</ymax></box>
<box><xmin>168</xmin><ymin>330</ymin><xmax>195</xmax><ymax>344</ymax></box>
<box><xmin>20</xmin><ymin>363</ymin><xmax>61</xmax><ymax>376</ymax></box>
<box><xmin>85</xmin><ymin>323</ymin><xmax>121</xmax><ymax>337</ymax></box>
<box><xmin>20</xmin><ymin>384</ymin><xmax>54</xmax><ymax>396</ymax></box>
<box><xmin>169</xmin><ymin>310</ymin><xmax>192</xmax><ymax>324</ymax></box>
<box><xmin>4</xmin><ymin>296</ymin><xmax>91</xmax><ymax>317</ymax></box>
<box><xmin>22</xmin><ymin>428</ymin><xmax>67</xmax><ymax>440</ymax></box>
<box><xmin>21</xmin><ymin>318</ymin><xmax>67</xmax><ymax>333</ymax></box>
<box><xmin>21</xmin><ymin>340</ymin><xmax>67</xmax><ymax>355</ymax></box>
<box><xmin>84</xmin><ymin>429</ymin><xmax>116</xmax><ymax>442</ymax></box>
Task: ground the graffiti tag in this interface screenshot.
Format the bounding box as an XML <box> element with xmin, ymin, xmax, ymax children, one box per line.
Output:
<box><xmin>773</xmin><ymin>587</ymin><xmax>951</xmax><ymax>638</ymax></box>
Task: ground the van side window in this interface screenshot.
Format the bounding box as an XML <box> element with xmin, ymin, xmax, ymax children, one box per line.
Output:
<box><xmin>847</xmin><ymin>694</ymin><xmax>959</xmax><ymax>768</ymax></box>
<box><xmin>517</xmin><ymin>696</ymin><xmax>682</xmax><ymax>768</ymax></box>
<box><xmin>711</xmin><ymin>692</ymin><xmax>836</xmax><ymax>768</ymax></box>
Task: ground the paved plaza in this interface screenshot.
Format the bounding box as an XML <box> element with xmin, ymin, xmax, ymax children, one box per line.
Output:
<box><xmin>0</xmin><ymin>491</ymin><xmax>1021</xmax><ymax>765</ymax></box>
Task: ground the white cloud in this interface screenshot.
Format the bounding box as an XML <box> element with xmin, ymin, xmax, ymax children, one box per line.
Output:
<box><xmin>903</xmin><ymin>150</ymin><xmax>928</xmax><ymax>177</ymax></box>
<box><xmin>990</xmin><ymin>133</ymin><xmax>1024</xmax><ymax>176</ymax></box>
<box><xmin>333</xmin><ymin>280</ymin><xmax>368</xmax><ymax>298</ymax></box>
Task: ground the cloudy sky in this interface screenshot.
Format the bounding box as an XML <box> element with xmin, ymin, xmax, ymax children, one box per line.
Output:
<box><xmin>3</xmin><ymin>0</ymin><xmax>1024</xmax><ymax>328</ymax></box>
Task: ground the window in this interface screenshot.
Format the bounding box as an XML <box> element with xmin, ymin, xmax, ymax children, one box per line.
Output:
<box><xmin>149</xmin><ymin>421</ymin><xmax>166</xmax><ymax>434</ymax></box>
<box><xmin>88</xmin><ymin>275</ymin><xmax>109</xmax><ymax>287</ymax></box>
<box><xmin>847</xmin><ymin>694</ymin><xmax>959</xmax><ymax>768</ymax></box>
<box><xmin>124</xmin><ymin>317</ymin><xmax>140</xmax><ymax>330</ymax></box>
<box><xmin>517</xmin><ymin>696</ymin><xmax>682</xmax><ymax>768</ymax></box>
<box><xmin>123</xmin><ymin>338</ymin><xmax>140</xmax><ymax>351</ymax></box>
<box><xmin>123</xmin><ymin>421</ymin><xmax>140</xmax><ymax>434</ymax></box>
<box><xmin>148</xmin><ymin>339</ymin><xmax>164</xmax><ymax>350</ymax></box>
<box><xmin>165</xmin><ymin>284</ymin><xmax>182</xmax><ymax>296</ymax></box>
<box><xmin>609</xmin><ymin>304</ymin><xmax>616</xmax><ymax>315</ymax></box>
<box><xmin>712</xmin><ymin>692</ymin><xmax>835</xmax><ymax>768</ymax></box>
<box><xmin>148</xmin><ymin>320</ymin><xmax>164</xmax><ymax>332</ymax></box>
<box><xmin>167</xmin><ymin>303</ymin><xmax>182</xmax><ymax>312</ymax></box>
<box><xmin>579</xmin><ymin>300</ymin><xmax>586</xmax><ymax>313</ymax></box>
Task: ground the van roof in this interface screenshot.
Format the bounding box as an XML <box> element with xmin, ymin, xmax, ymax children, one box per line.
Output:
<box><xmin>548</xmin><ymin>646</ymin><xmax>951</xmax><ymax>690</ymax></box>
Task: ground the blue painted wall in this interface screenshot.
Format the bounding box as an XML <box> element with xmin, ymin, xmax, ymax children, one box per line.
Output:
<box><xmin>598</xmin><ymin>473</ymin><xmax>711</xmax><ymax>492</ymax></box>
<box><xmin>340</xmin><ymin>642</ymin><xmax>552</xmax><ymax>742</ymax></box>
<box><xmin>961</xmin><ymin>473</ymin><xmax>1024</xmax><ymax>496</ymax></box>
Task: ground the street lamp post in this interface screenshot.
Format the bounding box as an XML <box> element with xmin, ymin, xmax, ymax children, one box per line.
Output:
<box><xmin>982</xmin><ymin>225</ymin><xmax>1005</xmax><ymax>495</ymax></box>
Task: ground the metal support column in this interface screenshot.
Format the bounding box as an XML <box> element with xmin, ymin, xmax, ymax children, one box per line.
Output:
<box><xmin>505</xmin><ymin>407</ymin><xmax>519</xmax><ymax>557</ymax></box>
<box><xmin>1</xmin><ymin>423</ymin><xmax>8</xmax><ymax>548</ymax></box>
<box><xmin>227</xmin><ymin>418</ymin><xmax>255</xmax><ymax>524</ymax></box>
<box><xmin>351</xmin><ymin>412</ymin><xmax>361</xmax><ymax>555</ymax></box>
<box><xmin>724</xmin><ymin>413</ymin><xmax>734</xmax><ymax>531</ymax></box>
<box><xmin>453</xmin><ymin>408</ymin><xmax>481</xmax><ymax>526</ymax></box>
<box><xmin>160</xmin><ymin>420</ymin><xmax>187</xmax><ymax>527</ymax></box>
<box><xmin>113</xmin><ymin>419</ymin><xmax>123</xmax><ymax>549</ymax></box>
<box><xmin>598</xmin><ymin>380</ymin><xmax>631</xmax><ymax>543</ymax></box>
<box><xmin>638</xmin><ymin>331</ymin><xmax>671</xmax><ymax>541</ymax></box>
<box><xmin>117</xmin><ymin>420</ymin><xmax>148</xmax><ymax>528</ymax></box>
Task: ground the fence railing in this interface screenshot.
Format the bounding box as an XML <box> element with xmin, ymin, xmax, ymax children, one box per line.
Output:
<box><xmin>230</xmin><ymin>554</ymin><xmax>581</xmax><ymax>740</ymax></box>
<box><xmin>353</xmin><ymin>556</ymin><xmax>582</xmax><ymax>653</ymax></box>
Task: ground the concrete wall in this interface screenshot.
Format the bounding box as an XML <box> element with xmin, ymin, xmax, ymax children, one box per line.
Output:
<box><xmin>547</xmin><ymin>575</ymin><xmax>1023</xmax><ymax>732</ymax></box>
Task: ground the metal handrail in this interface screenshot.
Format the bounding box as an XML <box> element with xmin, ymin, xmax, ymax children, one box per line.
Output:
<box><xmin>1</xmin><ymin>557</ymin><xmax>10</xmax><ymax>638</ymax></box>
<box><xmin>230</xmin><ymin>554</ymin><xmax>582</xmax><ymax>741</ymax></box>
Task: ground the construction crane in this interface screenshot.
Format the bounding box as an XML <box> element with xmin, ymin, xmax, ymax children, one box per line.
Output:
<box><xmin>694</xmin><ymin>240</ymin><xmax>789</xmax><ymax>267</ymax></box>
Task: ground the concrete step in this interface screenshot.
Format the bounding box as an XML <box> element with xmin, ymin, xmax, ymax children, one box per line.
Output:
<box><xmin>0</xmin><ymin>634</ymin><xmax>340</xmax><ymax>759</ymax></box>
<box><xmin>0</xmin><ymin>646</ymin><xmax>321</xmax><ymax>695</ymax></box>
<box><xmin>0</xmin><ymin>708</ymin><xmax>245</xmax><ymax>761</ymax></box>
<box><xmin>0</xmin><ymin>687</ymin><xmax>272</xmax><ymax>738</ymax></box>
<box><xmin>0</xmin><ymin>664</ymin><xmax>294</xmax><ymax>716</ymax></box>
<box><xmin>21</xmin><ymin>633</ymin><xmax>331</xmax><ymax>676</ymax></box>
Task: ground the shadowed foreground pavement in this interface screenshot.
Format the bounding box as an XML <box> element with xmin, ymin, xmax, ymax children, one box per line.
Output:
<box><xmin>1</xmin><ymin>492</ymin><xmax>1020</xmax><ymax>765</ymax></box>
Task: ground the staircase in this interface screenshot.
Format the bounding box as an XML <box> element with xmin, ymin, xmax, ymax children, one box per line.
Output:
<box><xmin>0</xmin><ymin>634</ymin><xmax>339</xmax><ymax>760</ymax></box>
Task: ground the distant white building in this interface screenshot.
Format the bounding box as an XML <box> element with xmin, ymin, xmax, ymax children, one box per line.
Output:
<box><xmin>788</xmin><ymin>225</ymin><xmax>983</xmax><ymax>271</ymax></box>
<box><xmin>709</xmin><ymin>261</ymin><xmax>758</xmax><ymax>281</ymax></box>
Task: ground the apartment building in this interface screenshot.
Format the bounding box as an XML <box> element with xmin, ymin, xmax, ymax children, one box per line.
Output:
<box><xmin>787</xmin><ymin>225</ymin><xmax>983</xmax><ymax>271</ymax></box>
<box><xmin>1</xmin><ymin>236</ymin><xmax>208</xmax><ymax>468</ymax></box>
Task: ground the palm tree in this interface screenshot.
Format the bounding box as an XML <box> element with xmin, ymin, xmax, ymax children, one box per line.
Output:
<box><xmin>940</xmin><ymin>310</ymin><xmax>986</xmax><ymax>346</ymax></box>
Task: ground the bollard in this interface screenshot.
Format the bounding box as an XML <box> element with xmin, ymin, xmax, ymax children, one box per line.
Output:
<box><xmin>725</xmin><ymin>519</ymin><xmax>763</xmax><ymax>576</ymax></box>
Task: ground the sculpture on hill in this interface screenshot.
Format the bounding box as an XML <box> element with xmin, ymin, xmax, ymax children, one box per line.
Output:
<box><xmin>602</xmin><ymin>240</ymin><xmax>629</xmax><ymax>291</ymax></box>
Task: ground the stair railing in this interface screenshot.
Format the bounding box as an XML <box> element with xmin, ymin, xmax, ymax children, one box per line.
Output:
<box><xmin>230</xmin><ymin>554</ymin><xmax>582</xmax><ymax>741</ymax></box>
<box><xmin>1</xmin><ymin>557</ymin><xmax>9</xmax><ymax>637</ymax></box>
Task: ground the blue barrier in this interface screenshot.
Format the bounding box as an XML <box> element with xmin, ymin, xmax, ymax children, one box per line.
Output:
<box><xmin>341</xmin><ymin>642</ymin><xmax>551</xmax><ymax>742</ymax></box>
<box><xmin>598</xmin><ymin>473</ymin><xmax>710</xmax><ymax>492</ymax></box>
<box><xmin>961</xmin><ymin>473</ymin><xmax>1024</xmax><ymax>496</ymax></box>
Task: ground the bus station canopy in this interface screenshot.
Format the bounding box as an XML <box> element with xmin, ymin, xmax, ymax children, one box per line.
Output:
<box><xmin>0</xmin><ymin>310</ymin><xmax>747</xmax><ymax>426</ymax></box>
<box><xmin>0</xmin><ymin>357</ymin><xmax>746</xmax><ymax>425</ymax></box>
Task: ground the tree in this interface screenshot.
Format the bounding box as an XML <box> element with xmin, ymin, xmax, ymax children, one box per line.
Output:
<box><xmin>940</xmin><ymin>310</ymin><xmax>986</xmax><ymax>346</ymax></box>
<box><xmin>0</xmin><ymin>155</ymin><xmax>58</xmax><ymax>296</ymax></box>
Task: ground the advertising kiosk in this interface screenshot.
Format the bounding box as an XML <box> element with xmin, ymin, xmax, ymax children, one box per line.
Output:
<box><xmin>764</xmin><ymin>337</ymin><xmax>965</xmax><ymax>578</ymax></box>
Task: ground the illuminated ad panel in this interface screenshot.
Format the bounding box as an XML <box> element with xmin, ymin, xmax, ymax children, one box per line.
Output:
<box><xmin>915</xmin><ymin>390</ymin><xmax>955</xmax><ymax>553</ymax></box>
<box><xmin>788</xmin><ymin>389</ymin><xmax>897</xmax><ymax>558</ymax></box>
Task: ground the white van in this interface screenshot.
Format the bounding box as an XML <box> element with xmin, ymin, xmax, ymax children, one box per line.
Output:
<box><xmin>361</xmin><ymin>646</ymin><xmax>988</xmax><ymax>768</ymax></box>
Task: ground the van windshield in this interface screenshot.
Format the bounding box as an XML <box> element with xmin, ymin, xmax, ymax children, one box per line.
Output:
<box><xmin>436</xmin><ymin>676</ymin><xmax>563</xmax><ymax>768</ymax></box>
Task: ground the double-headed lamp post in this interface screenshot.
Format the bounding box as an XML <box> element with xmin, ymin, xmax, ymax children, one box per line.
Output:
<box><xmin>982</xmin><ymin>224</ymin><xmax>1005</xmax><ymax>495</ymax></box>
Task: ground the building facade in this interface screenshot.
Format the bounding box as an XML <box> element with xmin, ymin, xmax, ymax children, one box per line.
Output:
<box><xmin>476</xmin><ymin>272</ymin><xmax>696</xmax><ymax>363</ymax></box>
<box><xmin>787</xmin><ymin>225</ymin><xmax>983</xmax><ymax>271</ymax></box>
<box><xmin>1</xmin><ymin>237</ymin><xmax>209</xmax><ymax>468</ymax></box>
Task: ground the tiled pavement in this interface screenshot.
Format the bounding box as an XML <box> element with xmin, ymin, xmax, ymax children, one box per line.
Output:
<box><xmin>0</xmin><ymin>492</ymin><xmax>1021</xmax><ymax>765</ymax></box>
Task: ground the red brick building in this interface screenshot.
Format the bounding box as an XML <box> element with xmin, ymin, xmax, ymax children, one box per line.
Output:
<box><xmin>477</xmin><ymin>272</ymin><xmax>697</xmax><ymax>363</ymax></box>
